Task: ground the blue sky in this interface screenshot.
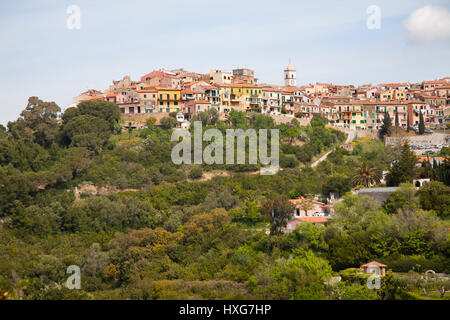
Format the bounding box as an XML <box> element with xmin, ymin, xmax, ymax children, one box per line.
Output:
<box><xmin>1</xmin><ymin>0</ymin><xmax>449</xmax><ymax>124</ymax></box>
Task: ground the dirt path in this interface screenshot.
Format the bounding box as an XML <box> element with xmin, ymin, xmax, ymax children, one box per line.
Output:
<box><xmin>310</xmin><ymin>130</ymin><xmax>356</xmax><ymax>168</ymax></box>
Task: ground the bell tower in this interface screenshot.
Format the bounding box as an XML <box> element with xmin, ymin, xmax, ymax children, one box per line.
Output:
<box><xmin>284</xmin><ymin>62</ymin><xmax>296</xmax><ymax>87</ymax></box>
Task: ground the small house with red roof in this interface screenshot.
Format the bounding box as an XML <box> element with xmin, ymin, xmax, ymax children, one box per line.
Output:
<box><xmin>360</xmin><ymin>261</ymin><xmax>387</xmax><ymax>276</ymax></box>
<box><xmin>285</xmin><ymin>197</ymin><xmax>331</xmax><ymax>233</ymax></box>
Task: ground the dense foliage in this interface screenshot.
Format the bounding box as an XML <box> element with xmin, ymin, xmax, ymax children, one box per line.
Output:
<box><xmin>0</xmin><ymin>97</ymin><xmax>448</xmax><ymax>300</ymax></box>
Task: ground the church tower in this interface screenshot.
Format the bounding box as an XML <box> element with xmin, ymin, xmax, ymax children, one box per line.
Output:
<box><xmin>284</xmin><ymin>63</ymin><xmax>296</xmax><ymax>87</ymax></box>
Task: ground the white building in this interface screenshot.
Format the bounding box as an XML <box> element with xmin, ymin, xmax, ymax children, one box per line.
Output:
<box><xmin>209</xmin><ymin>69</ymin><xmax>232</xmax><ymax>85</ymax></box>
<box><xmin>284</xmin><ymin>63</ymin><xmax>296</xmax><ymax>87</ymax></box>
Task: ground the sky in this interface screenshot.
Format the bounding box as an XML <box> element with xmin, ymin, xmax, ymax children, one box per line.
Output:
<box><xmin>1</xmin><ymin>0</ymin><xmax>450</xmax><ymax>125</ymax></box>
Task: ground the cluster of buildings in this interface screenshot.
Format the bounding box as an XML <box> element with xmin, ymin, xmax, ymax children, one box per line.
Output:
<box><xmin>72</xmin><ymin>65</ymin><xmax>450</xmax><ymax>131</ymax></box>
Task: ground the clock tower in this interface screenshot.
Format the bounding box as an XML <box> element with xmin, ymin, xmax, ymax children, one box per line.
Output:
<box><xmin>284</xmin><ymin>63</ymin><xmax>296</xmax><ymax>87</ymax></box>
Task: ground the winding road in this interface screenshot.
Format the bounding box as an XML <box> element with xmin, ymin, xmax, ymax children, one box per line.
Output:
<box><xmin>310</xmin><ymin>129</ymin><xmax>356</xmax><ymax>168</ymax></box>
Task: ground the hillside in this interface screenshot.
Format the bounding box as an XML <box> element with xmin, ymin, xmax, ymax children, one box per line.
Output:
<box><xmin>0</xmin><ymin>98</ymin><xmax>449</xmax><ymax>300</ymax></box>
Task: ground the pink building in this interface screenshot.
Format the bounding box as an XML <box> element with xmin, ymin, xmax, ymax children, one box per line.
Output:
<box><xmin>80</xmin><ymin>93</ymin><xmax>126</xmax><ymax>105</ymax></box>
<box><xmin>183</xmin><ymin>100</ymin><xmax>212</xmax><ymax>119</ymax></box>
<box><xmin>289</xmin><ymin>197</ymin><xmax>330</xmax><ymax>217</ymax></box>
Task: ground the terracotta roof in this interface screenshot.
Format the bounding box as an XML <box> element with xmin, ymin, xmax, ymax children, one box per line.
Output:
<box><xmin>80</xmin><ymin>96</ymin><xmax>104</xmax><ymax>101</ymax></box>
<box><xmin>379</xmin><ymin>83</ymin><xmax>409</xmax><ymax>87</ymax></box>
<box><xmin>422</xmin><ymin>80</ymin><xmax>447</xmax><ymax>85</ymax></box>
<box><xmin>295</xmin><ymin>217</ymin><xmax>329</xmax><ymax>223</ymax></box>
<box><xmin>361</xmin><ymin>261</ymin><xmax>387</xmax><ymax>268</ymax></box>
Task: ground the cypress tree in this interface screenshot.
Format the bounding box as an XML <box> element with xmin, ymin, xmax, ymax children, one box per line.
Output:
<box><xmin>406</xmin><ymin>112</ymin><xmax>410</xmax><ymax>132</ymax></box>
<box><xmin>379</xmin><ymin>110</ymin><xmax>392</xmax><ymax>140</ymax></box>
<box><xmin>395</xmin><ymin>109</ymin><xmax>399</xmax><ymax>127</ymax></box>
<box><xmin>419</xmin><ymin>112</ymin><xmax>425</xmax><ymax>134</ymax></box>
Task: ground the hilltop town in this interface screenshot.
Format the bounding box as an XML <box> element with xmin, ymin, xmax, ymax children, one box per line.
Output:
<box><xmin>71</xmin><ymin>65</ymin><xmax>450</xmax><ymax>132</ymax></box>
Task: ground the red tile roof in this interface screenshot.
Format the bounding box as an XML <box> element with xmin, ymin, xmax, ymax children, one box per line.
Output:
<box><xmin>294</xmin><ymin>217</ymin><xmax>329</xmax><ymax>223</ymax></box>
<box><xmin>361</xmin><ymin>261</ymin><xmax>387</xmax><ymax>268</ymax></box>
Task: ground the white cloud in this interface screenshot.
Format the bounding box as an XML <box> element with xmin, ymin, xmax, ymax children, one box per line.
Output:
<box><xmin>404</xmin><ymin>5</ymin><xmax>450</xmax><ymax>43</ymax></box>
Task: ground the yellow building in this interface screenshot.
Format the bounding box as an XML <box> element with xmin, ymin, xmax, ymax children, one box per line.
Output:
<box><xmin>349</xmin><ymin>102</ymin><xmax>366</xmax><ymax>130</ymax></box>
<box><xmin>220</xmin><ymin>84</ymin><xmax>262</xmax><ymax>112</ymax></box>
<box><xmin>380</xmin><ymin>89</ymin><xmax>407</xmax><ymax>101</ymax></box>
<box><xmin>157</xmin><ymin>88</ymin><xmax>181</xmax><ymax>113</ymax></box>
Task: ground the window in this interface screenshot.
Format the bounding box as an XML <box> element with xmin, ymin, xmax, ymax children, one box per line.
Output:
<box><xmin>174</xmin><ymin>101</ymin><xmax>178</xmax><ymax>106</ymax></box>
<box><xmin>144</xmin><ymin>94</ymin><xmax>147</xmax><ymax>98</ymax></box>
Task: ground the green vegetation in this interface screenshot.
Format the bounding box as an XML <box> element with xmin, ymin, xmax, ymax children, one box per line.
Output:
<box><xmin>379</xmin><ymin>110</ymin><xmax>392</xmax><ymax>140</ymax></box>
<box><xmin>0</xmin><ymin>97</ymin><xmax>448</xmax><ymax>300</ymax></box>
<box><xmin>419</xmin><ymin>112</ymin><xmax>425</xmax><ymax>135</ymax></box>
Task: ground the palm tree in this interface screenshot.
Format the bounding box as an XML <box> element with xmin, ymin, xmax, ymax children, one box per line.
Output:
<box><xmin>352</xmin><ymin>164</ymin><xmax>382</xmax><ymax>187</ymax></box>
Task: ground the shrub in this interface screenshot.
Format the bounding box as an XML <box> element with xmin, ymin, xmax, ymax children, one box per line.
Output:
<box><xmin>188</xmin><ymin>167</ymin><xmax>203</xmax><ymax>180</ymax></box>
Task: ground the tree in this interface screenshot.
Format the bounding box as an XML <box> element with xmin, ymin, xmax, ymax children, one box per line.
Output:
<box><xmin>322</xmin><ymin>173</ymin><xmax>351</xmax><ymax>198</ymax></box>
<box><xmin>192</xmin><ymin>109</ymin><xmax>219</xmax><ymax>126</ymax></box>
<box><xmin>418</xmin><ymin>112</ymin><xmax>425</xmax><ymax>135</ymax></box>
<box><xmin>379</xmin><ymin>111</ymin><xmax>392</xmax><ymax>140</ymax></box>
<box><xmin>160</xmin><ymin>116</ymin><xmax>177</xmax><ymax>129</ymax></box>
<box><xmin>229</xmin><ymin>201</ymin><xmax>261</xmax><ymax>223</ymax></box>
<box><xmin>283</xmin><ymin>126</ymin><xmax>301</xmax><ymax>144</ymax></box>
<box><xmin>417</xmin><ymin>181</ymin><xmax>450</xmax><ymax>218</ymax></box>
<box><xmin>298</xmin><ymin>197</ymin><xmax>314</xmax><ymax>216</ymax></box>
<box><xmin>379</xmin><ymin>271</ymin><xmax>401</xmax><ymax>300</ymax></box>
<box><xmin>63</xmin><ymin>115</ymin><xmax>112</xmax><ymax>152</ymax></box>
<box><xmin>261</xmin><ymin>194</ymin><xmax>295</xmax><ymax>235</ymax></box>
<box><xmin>188</xmin><ymin>166</ymin><xmax>203</xmax><ymax>180</ymax></box>
<box><xmin>352</xmin><ymin>164</ymin><xmax>382</xmax><ymax>187</ymax></box>
<box><xmin>146</xmin><ymin>117</ymin><xmax>157</xmax><ymax>129</ymax></box>
<box><xmin>386</xmin><ymin>142</ymin><xmax>417</xmax><ymax>186</ymax></box>
<box><xmin>384</xmin><ymin>183</ymin><xmax>420</xmax><ymax>214</ymax></box>
<box><xmin>8</xmin><ymin>96</ymin><xmax>61</xmax><ymax>146</ymax></box>
<box><xmin>332</xmin><ymin>193</ymin><xmax>385</xmax><ymax>234</ymax></box>
<box><xmin>432</xmin><ymin>158</ymin><xmax>450</xmax><ymax>185</ymax></box>
<box><xmin>406</xmin><ymin>113</ymin><xmax>411</xmax><ymax>132</ymax></box>
<box><xmin>227</xmin><ymin>110</ymin><xmax>247</xmax><ymax>128</ymax></box>
<box><xmin>395</xmin><ymin>110</ymin><xmax>399</xmax><ymax>127</ymax></box>
<box><xmin>77</xmin><ymin>100</ymin><xmax>121</xmax><ymax>130</ymax></box>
